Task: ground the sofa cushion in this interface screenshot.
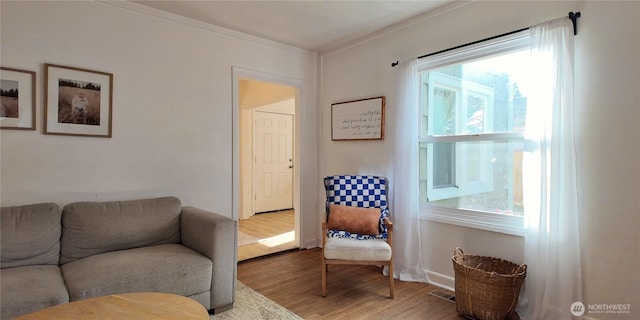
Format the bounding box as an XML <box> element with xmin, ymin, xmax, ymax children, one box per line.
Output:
<box><xmin>61</xmin><ymin>197</ymin><xmax>181</xmax><ymax>264</ymax></box>
<box><xmin>1</xmin><ymin>203</ymin><xmax>62</xmax><ymax>268</ymax></box>
<box><xmin>61</xmin><ymin>244</ymin><xmax>212</xmax><ymax>301</ymax></box>
<box><xmin>0</xmin><ymin>265</ymin><xmax>69</xmax><ymax>319</ymax></box>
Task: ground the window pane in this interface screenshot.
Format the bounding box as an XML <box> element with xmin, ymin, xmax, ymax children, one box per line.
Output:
<box><xmin>433</xmin><ymin>87</ymin><xmax>456</xmax><ymax>135</ymax></box>
<box><xmin>421</xmin><ymin>50</ymin><xmax>533</xmax><ymax>135</ymax></box>
<box><xmin>466</xmin><ymin>93</ymin><xmax>485</xmax><ymax>133</ymax></box>
<box><xmin>433</xmin><ymin>142</ymin><xmax>455</xmax><ymax>188</ymax></box>
<box><xmin>420</xmin><ymin>140</ymin><xmax>524</xmax><ymax>216</ymax></box>
<box><xmin>419</xmin><ymin>48</ymin><xmax>532</xmax><ymax>217</ymax></box>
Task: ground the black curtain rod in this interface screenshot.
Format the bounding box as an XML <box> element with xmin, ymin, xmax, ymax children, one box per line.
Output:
<box><xmin>391</xmin><ymin>11</ymin><xmax>581</xmax><ymax>67</ymax></box>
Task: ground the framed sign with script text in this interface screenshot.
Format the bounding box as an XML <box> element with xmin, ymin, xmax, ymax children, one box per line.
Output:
<box><xmin>331</xmin><ymin>96</ymin><xmax>385</xmax><ymax>141</ymax></box>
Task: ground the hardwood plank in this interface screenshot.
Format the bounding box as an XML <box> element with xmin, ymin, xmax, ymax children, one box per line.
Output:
<box><xmin>238</xmin><ymin>248</ymin><xmax>465</xmax><ymax>319</ymax></box>
<box><xmin>238</xmin><ymin>210</ymin><xmax>297</xmax><ymax>261</ymax></box>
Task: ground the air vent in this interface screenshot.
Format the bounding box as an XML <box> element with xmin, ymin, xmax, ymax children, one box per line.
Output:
<box><xmin>429</xmin><ymin>289</ymin><xmax>456</xmax><ymax>303</ymax></box>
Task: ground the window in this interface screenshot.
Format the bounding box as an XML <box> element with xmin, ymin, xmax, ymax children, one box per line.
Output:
<box><xmin>418</xmin><ymin>31</ymin><xmax>536</xmax><ymax>234</ymax></box>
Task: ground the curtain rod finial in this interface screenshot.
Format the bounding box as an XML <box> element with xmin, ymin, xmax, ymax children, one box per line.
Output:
<box><xmin>569</xmin><ymin>11</ymin><xmax>581</xmax><ymax>35</ymax></box>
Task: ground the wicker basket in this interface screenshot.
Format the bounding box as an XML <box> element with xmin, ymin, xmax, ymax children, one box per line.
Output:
<box><xmin>452</xmin><ymin>247</ymin><xmax>527</xmax><ymax>320</ymax></box>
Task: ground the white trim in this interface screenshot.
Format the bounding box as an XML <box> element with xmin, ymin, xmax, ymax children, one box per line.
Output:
<box><xmin>242</xmin><ymin>94</ymin><xmax>295</xmax><ymax>110</ymax></box>
<box><xmin>421</xmin><ymin>206</ymin><xmax>524</xmax><ymax>236</ymax></box>
<box><xmin>232</xmin><ymin>66</ymin><xmax>305</xmax><ymax>249</ymax></box>
<box><xmin>418</xmin><ymin>30</ymin><xmax>531</xmax><ymax>70</ymax></box>
<box><xmin>421</xmin><ymin>132</ymin><xmax>524</xmax><ymax>143</ymax></box>
<box><xmin>99</xmin><ymin>1</ymin><xmax>313</xmax><ymax>57</ymax></box>
<box><xmin>425</xmin><ymin>269</ymin><xmax>455</xmax><ymax>292</ymax></box>
<box><xmin>323</xmin><ymin>1</ymin><xmax>474</xmax><ymax>56</ymax></box>
<box><xmin>418</xmin><ymin>31</ymin><xmax>532</xmax><ymax>237</ymax></box>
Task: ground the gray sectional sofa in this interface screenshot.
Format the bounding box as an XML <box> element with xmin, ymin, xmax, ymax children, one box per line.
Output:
<box><xmin>0</xmin><ymin>196</ymin><xmax>237</xmax><ymax>319</ymax></box>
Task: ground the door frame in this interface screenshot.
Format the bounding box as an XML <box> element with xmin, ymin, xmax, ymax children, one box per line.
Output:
<box><xmin>231</xmin><ymin>66</ymin><xmax>303</xmax><ymax>247</ymax></box>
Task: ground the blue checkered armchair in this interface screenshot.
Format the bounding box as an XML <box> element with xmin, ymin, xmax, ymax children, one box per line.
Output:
<box><xmin>321</xmin><ymin>175</ymin><xmax>394</xmax><ymax>298</ymax></box>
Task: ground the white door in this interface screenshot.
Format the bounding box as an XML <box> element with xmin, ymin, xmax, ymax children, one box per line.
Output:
<box><xmin>254</xmin><ymin>111</ymin><xmax>293</xmax><ymax>213</ymax></box>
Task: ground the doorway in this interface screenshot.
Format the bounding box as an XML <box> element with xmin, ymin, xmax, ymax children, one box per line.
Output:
<box><xmin>232</xmin><ymin>70</ymin><xmax>300</xmax><ymax>261</ymax></box>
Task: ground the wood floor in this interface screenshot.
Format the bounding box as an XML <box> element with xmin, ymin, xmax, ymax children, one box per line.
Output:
<box><xmin>238</xmin><ymin>210</ymin><xmax>297</xmax><ymax>261</ymax></box>
<box><xmin>237</xmin><ymin>248</ymin><xmax>465</xmax><ymax>319</ymax></box>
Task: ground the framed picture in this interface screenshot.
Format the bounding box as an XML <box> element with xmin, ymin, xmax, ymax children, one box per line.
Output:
<box><xmin>1</xmin><ymin>67</ymin><xmax>36</xmax><ymax>130</ymax></box>
<box><xmin>331</xmin><ymin>96</ymin><xmax>385</xmax><ymax>141</ymax></box>
<box><xmin>44</xmin><ymin>63</ymin><xmax>113</xmax><ymax>137</ymax></box>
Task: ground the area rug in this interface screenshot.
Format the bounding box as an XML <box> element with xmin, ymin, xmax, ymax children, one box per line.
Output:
<box><xmin>211</xmin><ymin>281</ymin><xmax>301</xmax><ymax>320</ymax></box>
<box><xmin>238</xmin><ymin>231</ymin><xmax>262</xmax><ymax>246</ymax></box>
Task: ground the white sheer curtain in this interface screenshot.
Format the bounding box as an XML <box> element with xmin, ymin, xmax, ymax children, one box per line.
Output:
<box><xmin>390</xmin><ymin>59</ymin><xmax>426</xmax><ymax>282</ymax></box>
<box><xmin>521</xmin><ymin>17</ymin><xmax>582</xmax><ymax>320</ymax></box>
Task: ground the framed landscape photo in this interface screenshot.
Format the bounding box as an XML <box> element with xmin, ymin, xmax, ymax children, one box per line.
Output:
<box><xmin>331</xmin><ymin>96</ymin><xmax>385</xmax><ymax>141</ymax></box>
<box><xmin>1</xmin><ymin>67</ymin><xmax>36</xmax><ymax>130</ymax></box>
<box><xmin>44</xmin><ymin>64</ymin><xmax>113</xmax><ymax>137</ymax></box>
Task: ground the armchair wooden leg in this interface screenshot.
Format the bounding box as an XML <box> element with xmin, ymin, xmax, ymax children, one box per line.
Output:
<box><xmin>388</xmin><ymin>260</ymin><xmax>395</xmax><ymax>299</ymax></box>
<box><xmin>321</xmin><ymin>258</ymin><xmax>327</xmax><ymax>297</ymax></box>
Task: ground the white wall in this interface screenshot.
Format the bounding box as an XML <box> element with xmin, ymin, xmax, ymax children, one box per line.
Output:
<box><xmin>0</xmin><ymin>1</ymin><xmax>319</xmax><ymax>247</ymax></box>
<box><xmin>2</xmin><ymin>0</ymin><xmax>638</xmax><ymax>312</ymax></box>
<box><xmin>320</xmin><ymin>0</ymin><xmax>639</xmax><ymax>316</ymax></box>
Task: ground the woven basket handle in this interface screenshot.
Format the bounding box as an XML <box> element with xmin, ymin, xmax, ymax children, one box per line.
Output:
<box><xmin>454</xmin><ymin>247</ymin><xmax>464</xmax><ymax>257</ymax></box>
<box><xmin>515</xmin><ymin>264</ymin><xmax>527</xmax><ymax>275</ymax></box>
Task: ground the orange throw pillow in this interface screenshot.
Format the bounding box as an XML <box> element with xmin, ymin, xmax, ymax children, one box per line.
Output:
<box><xmin>327</xmin><ymin>205</ymin><xmax>380</xmax><ymax>235</ymax></box>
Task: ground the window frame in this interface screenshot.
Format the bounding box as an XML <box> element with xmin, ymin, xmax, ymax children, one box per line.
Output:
<box><xmin>417</xmin><ymin>30</ymin><xmax>530</xmax><ymax>236</ymax></box>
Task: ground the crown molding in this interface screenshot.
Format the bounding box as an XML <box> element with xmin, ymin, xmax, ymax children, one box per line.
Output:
<box><xmin>322</xmin><ymin>1</ymin><xmax>475</xmax><ymax>57</ymax></box>
<box><xmin>98</xmin><ymin>1</ymin><xmax>315</xmax><ymax>57</ymax></box>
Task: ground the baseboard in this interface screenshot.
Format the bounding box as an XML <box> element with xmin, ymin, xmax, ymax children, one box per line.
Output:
<box><xmin>304</xmin><ymin>238</ymin><xmax>320</xmax><ymax>249</ymax></box>
<box><xmin>425</xmin><ymin>269</ymin><xmax>455</xmax><ymax>292</ymax></box>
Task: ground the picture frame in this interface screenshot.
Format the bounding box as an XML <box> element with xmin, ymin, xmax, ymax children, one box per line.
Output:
<box><xmin>1</xmin><ymin>67</ymin><xmax>36</xmax><ymax>130</ymax></box>
<box><xmin>44</xmin><ymin>63</ymin><xmax>113</xmax><ymax>137</ymax></box>
<box><xmin>331</xmin><ymin>96</ymin><xmax>385</xmax><ymax>141</ymax></box>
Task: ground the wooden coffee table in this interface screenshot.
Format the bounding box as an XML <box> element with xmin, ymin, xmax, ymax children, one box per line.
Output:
<box><xmin>14</xmin><ymin>292</ymin><xmax>209</xmax><ymax>320</ymax></box>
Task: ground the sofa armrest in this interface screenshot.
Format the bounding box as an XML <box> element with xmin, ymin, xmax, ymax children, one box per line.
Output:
<box><xmin>180</xmin><ymin>206</ymin><xmax>237</xmax><ymax>311</ymax></box>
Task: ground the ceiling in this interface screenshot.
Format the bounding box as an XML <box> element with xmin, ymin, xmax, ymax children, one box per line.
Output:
<box><xmin>132</xmin><ymin>0</ymin><xmax>451</xmax><ymax>53</ymax></box>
